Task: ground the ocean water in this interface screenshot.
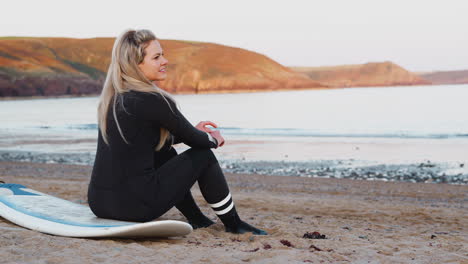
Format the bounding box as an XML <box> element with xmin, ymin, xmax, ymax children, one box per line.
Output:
<box><xmin>1</xmin><ymin>84</ymin><xmax>467</xmax><ymax>138</ymax></box>
<box><xmin>1</xmin><ymin>84</ymin><xmax>468</xmax><ymax>183</ymax></box>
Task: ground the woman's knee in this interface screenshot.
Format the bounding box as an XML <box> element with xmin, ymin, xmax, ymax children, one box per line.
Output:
<box><xmin>185</xmin><ymin>147</ymin><xmax>218</xmax><ymax>164</ymax></box>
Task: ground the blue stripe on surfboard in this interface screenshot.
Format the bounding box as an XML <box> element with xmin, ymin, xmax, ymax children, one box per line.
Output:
<box><xmin>0</xmin><ymin>196</ymin><xmax>134</xmax><ymax>228</ymax></box>
<box><xmin>0</xmin><ymin>184</ymin><xmax>40</xmax><ymax>196</ymax></box>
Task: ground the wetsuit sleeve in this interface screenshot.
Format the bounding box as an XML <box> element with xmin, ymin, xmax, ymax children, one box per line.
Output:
<box><xmin>172</xmin><ymin>135</ymin><xmax>183</xmax><ymax>145</ymax></box>
<box><xmin>206</xmin><ymin>132</ymin><xmax>219</xmax><ymax>146</ymax></box>
<box><xmin>173</xmin><ymin>132</ymin><xmax>217</xmax><ymax>146</ymax></box>
<box><xmin>130</xmin><ymin>93</ymin><xmax>218</xmax><ymax>149</ymax></box>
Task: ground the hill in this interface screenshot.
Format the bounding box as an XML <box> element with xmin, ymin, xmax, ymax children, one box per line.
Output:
<box><xmin>291</xmin><ymin>61</ymin><xmax>430</xmax><ymax>88</ymax></box>
<box><xmin>0</xmin><ymin>37</ymin><xmax>326</xmax><ymax>97</ymax></box>
<box><xmin>419</xmin><ymin>70</ymin><xmax>468</xmax><ymax>85</ymax></box>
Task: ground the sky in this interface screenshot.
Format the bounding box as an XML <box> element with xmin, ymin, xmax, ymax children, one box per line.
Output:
<box><xmin>1</xmin><ymin>0</ymin><xmax>467</xmax><ymax>72</ymax></box>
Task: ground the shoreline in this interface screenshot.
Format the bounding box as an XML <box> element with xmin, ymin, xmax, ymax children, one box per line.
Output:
<box><xmin>1</xmin><ymin>149</ymin><xmax>467</xmax><ymax>184</ymax></box>
<box><xmin>0</xmin><ymin>161</ymin><xmax>466</xmax><ymax>263</ymax></box>
<box><xmin>1</xmin><ymin>83</ymin><xmax>463</xmax><ymax>101</ymax></box>
<box><xmin>0</xmin><ymin>93</ymin><xmax>100</xmax><ymax>101</ymax></box>
<box><xmin>0</xmin><ymin>87</ymin><xmax>330</xmax><ymax>101</ymax></box>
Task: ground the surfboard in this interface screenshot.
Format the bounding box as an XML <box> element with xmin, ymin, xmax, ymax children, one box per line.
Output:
<box><xmin>0</xmin><ymin>183</ymin><xmax>192</xmax><ymax>238</ymax></box>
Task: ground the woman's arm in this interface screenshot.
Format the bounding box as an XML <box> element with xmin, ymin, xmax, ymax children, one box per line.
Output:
<box><xmin>128</xmin><ymin>92</ymin><xmax>218</xmax><ymax>149</ymax></box>
<box><xmin>172</xmin><ymin>133</ymin><xmax>217</xmax><ymax>146</ymax></box>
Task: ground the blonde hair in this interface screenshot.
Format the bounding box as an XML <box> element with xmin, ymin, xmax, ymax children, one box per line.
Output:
<box><xmin>98</xmin><ymin>29</ymin><xmax>176</xmax><ymax>151</ymax></box>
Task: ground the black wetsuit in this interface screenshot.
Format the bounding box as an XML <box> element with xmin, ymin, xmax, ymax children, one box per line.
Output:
<box><xmin>88</xmin><ymin>90</ymin><xmax>230</xmax><ymax>222</ymax></box>
<box><xmin>87</xmin><ymin>90</ymin><xmax>267</xmax><ymax>235</ymax></box>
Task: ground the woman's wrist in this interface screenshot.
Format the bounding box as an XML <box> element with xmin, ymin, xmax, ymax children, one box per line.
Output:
<box><xmin>209</xmin><ymin>130</ymin><xmax>224</xmax><ymax>147</ymax></box>
<box><xmin>206</xmin><ymin>132</ymin><xmax>218</xmax><ymax>146</ymax></box>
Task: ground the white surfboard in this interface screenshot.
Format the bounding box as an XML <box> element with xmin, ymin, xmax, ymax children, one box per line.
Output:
<box><xmin>0</xmin><ymin>183</ymin><xmax>192</xmax><ymax>238</ymax></box>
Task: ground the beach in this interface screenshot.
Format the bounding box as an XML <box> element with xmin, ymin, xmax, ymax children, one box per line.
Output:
<box><xmin>0</xmin><ymin>161</ymin><xmax>466</xmax><ymax>264</ymax></box>
<box><xmin>0</xmin><ymin>86</ymin><xmax>467</xmax><ymax>263</ymax></box>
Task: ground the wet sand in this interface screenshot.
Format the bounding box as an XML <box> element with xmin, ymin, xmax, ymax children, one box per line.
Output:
<box><xmin>0</xmin><ymin>161</ymin><xmax>467</xmax><ymax>264</ymax></box>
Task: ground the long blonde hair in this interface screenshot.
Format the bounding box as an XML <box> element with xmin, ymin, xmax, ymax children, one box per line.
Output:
<box><xmin>98</xmin><ymin>29</ymin><xmax>176</xmax><ymax>151</ymax></box>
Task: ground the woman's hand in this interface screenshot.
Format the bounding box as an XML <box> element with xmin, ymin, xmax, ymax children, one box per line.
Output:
<box><xmin>209</xmin><ymin>130</ymin><xmax>225</xmax><ymax>147</ymax></box>
<box><xmin>195</xmin><ymin>121</ymin><xmax>225</xmax><ymax>147</ymax></box>
<box><xmin>195</xmin><ymin>121</ymin><xmax>217</xmax><ymax>133</ymax></box>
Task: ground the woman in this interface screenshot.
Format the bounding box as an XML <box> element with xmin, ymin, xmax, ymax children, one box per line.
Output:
<box><xmin>87</xmin><ymin>29</ymin><xmax>267</xmax><ymax>235</ymax></box>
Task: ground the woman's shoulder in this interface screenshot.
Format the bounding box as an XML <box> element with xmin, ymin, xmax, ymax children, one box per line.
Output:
<box><xmin>122</xmin><ymin>90</ymin><xmax>165</xmax><ymax>104</ymax></box>
<box><xmin>122</xmin><ymin>90</ymin><xmax>175</xmax><ymax>112</ymax></box>
<box><xmin>124</xmin><ymin>90</ymin><xmax>168</xmax><ymax>100</ymax></box>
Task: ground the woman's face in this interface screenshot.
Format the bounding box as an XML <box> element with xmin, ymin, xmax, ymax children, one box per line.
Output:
<box><xmin>138</xmin><ymin>40</ymin><xmax>168</xmax><ymax>82</ymax></box>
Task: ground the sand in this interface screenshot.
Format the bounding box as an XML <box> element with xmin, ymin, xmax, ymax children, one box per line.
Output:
<box><xmin>0</xmin><ymin>161</ymin><xmax>467</xmax><ymax>264</ymax></box>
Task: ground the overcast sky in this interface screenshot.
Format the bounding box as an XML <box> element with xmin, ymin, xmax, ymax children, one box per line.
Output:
<box><xmin>2</xmin><ymin>0</ymin><xmax>467</xmax><ymax>72</ymax></box>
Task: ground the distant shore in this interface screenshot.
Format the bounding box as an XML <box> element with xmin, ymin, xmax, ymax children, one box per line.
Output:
<box><xmin>0</xmin><ymin>86</ymin><xmax>332</xmax><ymax>101</ymax></box>
<box><xmin>2</xmin><ymin>82</ymin><xmax>465</xmax><ymax>101</ymax></box>
<box><xmin>0</xmin><ymin>161</ymin><xmax>466</xmax><ymax>263</ymax></box>
<box><xmin>0</xmin><ymin>94</ymin><xmax>100</xmax><ymax>101</ymax></box>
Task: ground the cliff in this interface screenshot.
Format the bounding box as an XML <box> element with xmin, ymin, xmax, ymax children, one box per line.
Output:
<box><xmin>0</xmin><ymin>37</ymin><xmax>326</xmax><ymax>97</ymax></box>
<box><xmin>291</xmin><ymin>61</ymin><xmax>430</xmax><ymax>88</ymax></box>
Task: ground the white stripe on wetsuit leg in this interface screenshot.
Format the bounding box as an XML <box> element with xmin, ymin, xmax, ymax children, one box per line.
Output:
<box><xmin>208</xmin><ymin>192</ymin><xmax>231</xmax><ymax>208</ymax></box>
<box><xmin>214</xmin><ymin>201</ymin><xmax>234</xmax><ymax>215</ymax></box>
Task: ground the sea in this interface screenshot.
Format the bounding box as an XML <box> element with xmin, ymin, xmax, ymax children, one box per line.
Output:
<box><xmin>1</xmin><ymin>84</ymin><xmax>467</xmax><ymax>183</ymax></box>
